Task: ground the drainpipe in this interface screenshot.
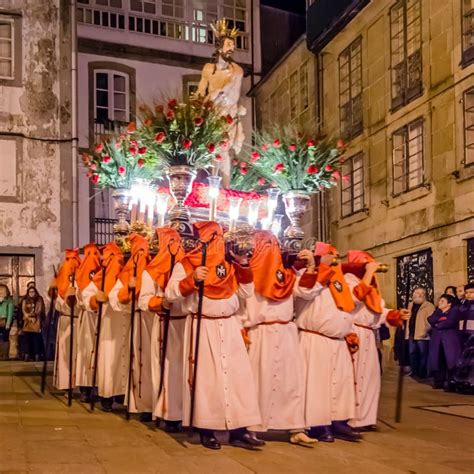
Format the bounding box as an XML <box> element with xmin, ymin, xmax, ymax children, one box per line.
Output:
<box><xmin>71</xmin><ymin>0</ymin><xmax>79</xmax><ymax>248</ymax></box>
<box><xmin>250</xmin><ymin>0</ymin><xmax>256</xmax><ymax>131</ymax></box>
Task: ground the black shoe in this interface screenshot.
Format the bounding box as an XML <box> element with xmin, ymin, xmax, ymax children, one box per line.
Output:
<box><xmin>309</xmin><ymin>426</ymin><xmax>334</xmax><ymax>443</ymax></box>
<box><xmin>358</xmin><ymin>425</ymin><xmax>378</xmax><ymax>432</ymax></box>
<box><xmin>229</xmin><ymin>430</ymin><xmax>265</xmax><ymax>449</ymax></box>
<box><xmin>164</xmin><ymin>420</ymin><xmax>181</xmax><ymax>433</ymax></box>
<box><xmin>79</xmin><ymin>387</ymin><xmax>91</xmax><ymax>404</ymax></box>
<box><xmin>200</xmin><ymin>431</ymin><xmax>221</xmax><ymax>450</ymax></box>
<box><xmin>139</xmin><ymin>412</ymin><xmax>153</xmax><ymax>422</ymax></box>
<box><xmin>332</xmin><ymin>421</ymin><xmax>362</xmax><ymax>442</ymax></box>
<box><xmin>100</xmin><ymin>397</ymin><xmax>113</xmax><ymax>412</ymax></box>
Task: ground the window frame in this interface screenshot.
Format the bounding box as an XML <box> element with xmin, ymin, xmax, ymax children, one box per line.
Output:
<box><xmin>391</xmin><ymin>117</ymin><xmax>425</xmax><ymax>196</ymax></box>
<box><xmin>461</xmin><ymin>0</ymin><xmax>474</xmax><ymax>67</ymax></box>
<box><xmin>463</xmin><ymin>86</ymin><xmax>474</xmax><ymax>167</ymax></box>
<box><xmin>340</xmin><ymin>152</ymin><xmax>365</xmax><ymax>218</ymax></box>
<box><xmin>0</xmin><ymin>14</ymin><xmax>21</xmax><ymax>87</ymax></box>
<box><xmin>93</xmin><ymin>69</ymin><xmax>130</xmax><ymax>123</ymax></box>
<box><xmin>299</xmin><ymin>61</ymin><xmax>309</xmax><ymax>114</ymax></box>
<box><xmin>389</xmin><ymin>0</ymin><xmax>423</xmax><ymax>112</ymax></box>
<box><xmin>338</xmin><ymin>36</ymin><xmax>363</xmax><ymax>141</ymax></box>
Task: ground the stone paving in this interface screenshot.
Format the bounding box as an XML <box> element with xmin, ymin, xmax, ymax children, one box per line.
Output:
<box><xmin>0</xmin><ymin>360</ymin><xmax>473</xmax><ymax>473</ymax></box>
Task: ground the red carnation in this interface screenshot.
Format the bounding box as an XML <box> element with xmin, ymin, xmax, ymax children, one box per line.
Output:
<box><xmin>143</xmin><ymin>118</ymin><xmax>152</xmax><ymax>127</ymax></box>
<box><xmin>289</xmin><ymin>144</ymin><xmax>297</xmax><ymax>152</ymax></box>
<box><xmin>155</xmin><ymin>132</ymin><xmax>166</xmax><ymax>143</ymax></box>
<box><xmin>129</xmin><ymin>147</ymin><xmax>137</xmax><ymax>155</ymax></box>
<box><xmin>274</xmin><ymin>162</ymin><xmax>284</xmax><ymax>172</ymax></box>
<box><xmin>137</xmin><ymin>158</ymin><xmax>145</xmax><ymax>168</ymax></box>
<box><xmin>86</xmin><ymin>171</ymin><xmax>92</xmax><ymax>178</ymax></box>
<box><xmin>194</xmin><ymin>116</ymin><xmax>204</xmax><ymax>126</ymax></box>
<box><xmin>130</xmin><ymin>139</ymin><xmax>138</xmax><ymax>147</ymax></box>
<box><xmin>258</xmin><ymin>178</ymin><xmax>265</xmax><ymax>186</ymax></box>
<box><xmin>215</xmin><ymin>154</ymin><xmax>222</xmax><ymax>162</ymax></box>
<box><xmin>240</xmin><ymin>162</ymin><xmax>247</xmax><ymax>168</ymax></box>
<box><xmin>168</xmin><ymin>98</ymin><xmax>178</xmax><ymax>109</ymax></box>
<box><xmin>102</xmin><ymin>155</ymin><xmax>112</xmax><ymax>164</ymax></box>
<box><xmin>251</xmin><ymin>151</ymin><xmax>260</xmax><ymax>162</ymax></box>
<box><xmin>325</xmin><ymin>164</ymin><xmax>333</xmax><ymax>172</ymax></box>
<box><xmin>232</xmin><ymin>159</ymin><xmax>239</xmax><ymax>166</ymax></box>
<box><xmin>336</xmin><ymin>138</ymin><xmax>345</xmax><ymax>149</ymax></box>
<box><xmin>183</xmin><ymin>138</ymin><xmax>192</xmax><ymax>149</ymax></box>
<box><xmin>138</xmin><ymin>146</ymin><xmax>147</xmax><ymax>155</ymax></box>
<box><xmin>155</xmin><ymin>104</ymin><xmax>164</xmax><ymax>114</ymax></box>
<box><xmin>82</xmin><ymin>153</ymin><xmax>91</xmax><ymax>163</ymax></box>
<box><xmin>166</xmin><ymin>110</ymin><xmax>175</xmax><ymax>119</ymax></box>
<box><xmin>207</xmin><ymin>143</ymin><xmax>216</xmax><ymax>153</ymax></box>
<box><xmin>332</xmin><ymin>171</ymin><xmax>341</xmax><ymax>179</ymax></box>
<box><xmin>91</xmin><ymin>174</ymin><xmax>100</xmax><ymax>184</ymax></box>
<box><xmin>118</xmin><ymin>166</ymin><xmax>126</xmax><ymax>176</ymax></box>
<box><xmin>89</xmin><ymin>163</ymin><xmax>97</xmax><ymax>171</ymax></box>
<box><xmin>240</xmin><ymin>167</ymin><xmax>248</xmax><ymax>175</ymax></box>
<box><xmin>94</xmin><ymin>144</ymin><xmax>104</xmax><ymax>154</ymax></box>
<box><xmin>306</xmin><ymin>138</ymin><xmax>316</xmax><ymax>147</ymax></box>
<box><xmin>261</xmin><ymin>143</ymin><xmax>269</xmax><ymax>151</ymax></box>
<box><xmin>273</xmin><ymin>139</ymin><xmax>281</xmax><ymax>148</ymax></box>
<box><xmin>225</xmin><ymin>114</ymin><xmax>234</xmax><ymax>125</ymax></box>
<box><xmin>307</xmin><ymin>165</ymin><xmax>318</xmax><ymax>174</ymax></box>
<box><xmin>127</xmin><ymin>122</ymin><xmax>136</xmax><ymax>134</ymax></box>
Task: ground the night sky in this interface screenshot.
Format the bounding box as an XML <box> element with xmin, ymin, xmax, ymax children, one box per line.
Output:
<box><xmin>261</xmin><ymin>0</ymin><xmax>306</xmax><ymax>15</ymax></box>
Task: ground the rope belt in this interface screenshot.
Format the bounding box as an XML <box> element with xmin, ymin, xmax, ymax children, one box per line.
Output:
<box><xmin>258</xmin><ymin>320</ymin><xmax>291</xmax><ymax>326</ymax></box>
<box><xmin>191</xmin><ymin>313</ymin><xmax>232</xmax><ymax>320</ymax></box>
<box><xmin>159</xmin><ymin>315</ymin><xmax>188</xmax><ymax>321</ymax></box>
<box><xmin>298</xmin><ymin>328</ymin><xmax>343</xmax><ymax>340</ymax></box>
<box><xmin>60</xmin><ymin>312</ymin><xmax>79</xmax><ymax>319</ymax></box>
<box><xmin>354</xmin><ymin>323</ymin><xmax>374</xmax><ymax>331</ymax></box>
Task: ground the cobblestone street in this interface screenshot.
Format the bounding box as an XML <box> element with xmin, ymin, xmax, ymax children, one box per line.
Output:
<box><xmin>0</xmin><ymin>360</ymin><xmax>473</xmax><ymax>473</ymax></box>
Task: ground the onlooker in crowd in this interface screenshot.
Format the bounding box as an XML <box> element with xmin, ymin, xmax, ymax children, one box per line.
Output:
<box><xmin>427</xmin><ymin>294</ymin><xmax>462</xmax><ymax>391</ymax></box>
<box><xmin>0</xmin><ymin>284</ymin><xmax>14</xmax><ymax>360</ymax></box>
<box><xmin>21</xmin><ymin>286</ymin><xmax>45</xmax><ymax>361</ymax></box>
<box><xmin>456</xmin><ymin>284</ymin><xmax>466</xmax><ymax>306</ymax></box>
<box><xmin>444</xmin><ymin>286</ymin><xmax>456</xmax><ymax>298</ymax></box>
<box><xmin>459</xmin><ymin>283</ymin><xmax>474</xmax><ymax>347</ymax></box>
<box><xmin>405</xmin><ymin>288</ymin><xmax>435</xmax><ymax>378</ymax></box>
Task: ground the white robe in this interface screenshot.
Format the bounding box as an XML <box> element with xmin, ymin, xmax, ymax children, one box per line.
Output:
<box><xmin>82</xmin><ymin>281</ymin><xmax>130</xmax><ymax>399</ymax></box>
<box><xmin>139</xmin><ymin>270</ymin><xmax>186</xmax><ymax>421</ymax></box>
<box><xmin>53</xmin><ymin>294</ymin><xmax>78</xmax><ymax>391</ymax></box>
<box><xmin>109</xmin><ymin>280</ymin><xmax>153</xmax><ymax>413</ymax></box>
<box><xmin>165</xmin><ymin>262</ymin><xmax>262</xmax><ymax>430</ymax></box>
<box><xmin>240</xmin><ymin>293</ymin><xmax>306</xmax><ymax>432</ymax></box>
<box><xmin>294</xmin><ymin>276</ymin><xmax>355</xmax><ymax>427</ymax></box>
<box><xmin>344</xmin><ymin>273</ymin><xmax>391</xmax><ymax>428</ymax></box>
<box><xmin>75</xmin><ymin>289</ymin><xmax>97</xmax><ymax>388</ymax></box>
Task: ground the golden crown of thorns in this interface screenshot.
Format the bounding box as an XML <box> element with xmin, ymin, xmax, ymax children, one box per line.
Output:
<box><xmin>210</xmin><ymin>18</ymin><xmax>239</xmax><ymax>40</ymax></box>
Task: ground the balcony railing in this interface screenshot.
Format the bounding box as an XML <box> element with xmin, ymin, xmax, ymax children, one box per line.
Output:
<box><xmin>94</xmin><ymin>218</ymin><xmax>117</xmax><ymax>245</ymax></box>
<box><xmin>93</xmin><ymin>118</ymin><xmax>128</xmax><ymax>146</ymax></box>
<box><xmin>77</xmin><ymin>5</ymin><xmax>249</xmax><ymax>50</ymax></box>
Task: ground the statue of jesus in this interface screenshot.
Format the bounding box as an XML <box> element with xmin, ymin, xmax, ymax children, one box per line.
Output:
<box><xmin>195</xmin><ymin>19</ymin><xmax>246</xmax><ymax>188</ymax></box>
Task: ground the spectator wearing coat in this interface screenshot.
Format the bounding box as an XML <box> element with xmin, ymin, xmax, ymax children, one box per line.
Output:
<box><xmin>427</xmin><ymin>294</ymin><xmax>462</xmax><ymax>391</ymax></box>
<box><xmin>458</xmin><ymin>283</ymin><xmax>474</xmax><ymax>347</ymax></box>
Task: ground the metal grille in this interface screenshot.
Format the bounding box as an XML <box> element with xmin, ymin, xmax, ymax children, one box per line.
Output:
<box><xmin>392</xmin><ymin>118</ymin><xmax>424</xmax><ymax>196</ymax></box>
<box><xmin>390</xmin><ymin>0</ymin><xmax>422</xmax><ymax>111</ymax></box>
<box><xmin>468</xmin><ymin>237</ymin><xmax>474</xmax><ymax>284</ymax></box>
<box><xmin>94</xmin><ymin>218</ymin><xmax>117</xmax><ymax>245</ymax></box>
<box><xmin>463</xmin><ymin>86</ymin><xmax>474</xmax><ymax>166</ymax></box>
<box><xmin>0</xmin><ymin>255</ymin><xmax>35</xmax><ymax>300</ymax></box>
<box><xmin>462</xmin><ymin>1</ymin><xmax>474</xmax><ymax>65</ymax></box>
<box><xmin>339</xmin><ymin>37</ymin><xmax>362</xmax><ymax>141</ymax></box>
<box><xmin>93</xmin><ymin>118</ymin><xmax>128</xmax><ymax>146</ymax></box>
<box><xmin>341</xmin><ymin>152</ymin><xmax>364</xmax><ymax>217</ymax></box>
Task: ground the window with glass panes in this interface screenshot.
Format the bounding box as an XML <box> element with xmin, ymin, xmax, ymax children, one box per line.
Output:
<box><xmin>162</xmin><ymin>0</ymin><xmax>184</xmax><ymax>18</ymax></box>
<box><xmin>339</xmin><ymin>37</ymin><xmax>362</xmax><ymax>141</ymax></box>
<box><xmin>223</xmin><ymin>0</ymin><xmax>246</xmax><ymax>49</ymax></box>
<box><xmin>95</xmin><ymin>0</ymin><xmax>122</xmax><ymax>7</ymax></box>
<box><xmin>94</xmin><ymin>70</ymin><xmax>129</xmax><ymax>124</ymax></box>
<box><xmin>392</xmin><ymin>118</ymin><xmax>424</xmax><ymax>195</ymax></box>
<box><xmin>289</xmin><ymin>71</ymin><xmax>298</xmax><ymax>121</ymax></box>
<box><xmin>341</xmin><ymin>153</ymin><xmax>364</xmax><ymax>217</ymax></box>
<box><xmin>299</xmin><ymin>61</ymin><xmax>309</xmax><ymax>113</ymax></box>
<box><xmin>390</xmin><ymin>0</ymin><xmax>422</xmax><ymax>111</ymax></box>
<box><xmin>463</xmin><ymin>87</ymin><xmax>474</xmax><ymax>166</ymax></box>
<box><xmin>0</xmin><ymin>18</ymin><xmax>13</xmax><ymax>80</ymax></box>
<box><xmin>191</xmin><ymin>0</ymin><xmax>217</xmax><ymax>44</ymax></box>
<box><xmin>130</xmin><ymin>0</ymin><xmax>156</xmax><ymax>14</ymax></box>
<box><xmin>0</xmin><ymin>255</ymin><xmax>35</xmax><ymax>299</ymax></box>
<box><xmin>462</xmin><ymin>0</ymin><xmax>474</xmax><ymax>66</ymax></box>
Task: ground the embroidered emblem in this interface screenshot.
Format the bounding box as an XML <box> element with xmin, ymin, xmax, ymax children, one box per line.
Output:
<box><xmin>216</xmin><ymin>263</ymin><xmax>227</xmax><ymax>279</ymax></box>
<box><xmin>333</xmin><ymin>280</ymin><xmax>343</xmax><ymax>293</ymax></box>
<box><xmin>276</xmin><ymin>269</ymin><xmax>284</xmax><ymax>283</ymax></box>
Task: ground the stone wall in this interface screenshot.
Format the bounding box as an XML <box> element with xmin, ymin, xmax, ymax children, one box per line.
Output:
<box><xmin>0</xmin><ymin>0</ymin><xmax>72</xmax><ymax>298</ymax></box>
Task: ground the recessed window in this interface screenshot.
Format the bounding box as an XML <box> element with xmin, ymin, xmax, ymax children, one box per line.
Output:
<box><xmin>0</xmin><ymin>19</ymin><xmax>14</xmax><ymax>80</ymax></box>
<box><xmin>94</xmin><ymin>70</ymin><xmax>129</xmax><ymax>123</ymax></box>
<box><xmin>390</xmin><ymin>0</ymin><xmax>422</xmax><ymax>111</ymax></box>
<box><xmin>162</xmin><ymin>0</ymin><xmax>184</xmax><ymax>18</ymax></box>
<box><xmin>392</xmin><ymin>118</ymin><xmax>424</xmax><ymax>196</ymax></box>
<box><xmin>130</xmin><ymin>0</ymin><xmax>156</xmax><ymax>14</ymax></box>
<box><xmin>0</xmin><ymin>255</ymin><xmax>35</xmax><ymax>299</ymax></box>
<box><xmin>462</xmin><ymin>0</ymin><xmax>474</xmax><ymax>66</ymax></box>
<box><xmin>341</xmin><ymin>152</ymin><xmax>364</xmax><ymax>217</ymax></box>
<box><xmin>299</xmin><ymin>61</ymin><xmax>309</xmax><ymax>112</ymax></box>
<box><xmin>463</xmin><ymin>86</ymin><xmax>474</xmax><ymax>167</ymax></box>
<box><xmin>339</xmin><ymin>37</ymin><xmax>362</xmax><ymax>141</ymax></box>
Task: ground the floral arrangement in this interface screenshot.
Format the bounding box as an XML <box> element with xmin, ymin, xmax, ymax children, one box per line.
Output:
<box><xmin>138</xmin><ymin>97</ymin><xmax>232</xmax><ymax>170</ymax></box>
<box><xmin>231</xmin><ymin>127</ymin><xmax>347</xmax><ymax>194</ymax></box>
<box><xmin>82</xmin><ymin>123</ymin><xmax>167</xmax><ymax>188</ymax></box>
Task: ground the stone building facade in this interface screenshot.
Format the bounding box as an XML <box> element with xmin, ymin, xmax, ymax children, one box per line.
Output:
<box><xmin>0</xmin><ymin>0</ymin><xmax>73</xmax><ymax>298</ymax></box>
<box><xmin>254</xmin><ymin>0</ymin><xmax>474</xmax><ymax>306</ymax></box>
